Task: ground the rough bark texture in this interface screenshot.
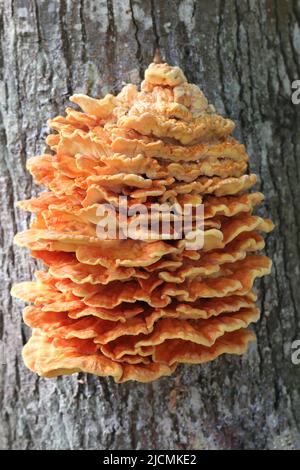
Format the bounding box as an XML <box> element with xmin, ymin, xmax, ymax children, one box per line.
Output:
<box><xmin>0</xmin><ymin>0</ymin><xmax>300</xmax><ymax>450</ymax></box>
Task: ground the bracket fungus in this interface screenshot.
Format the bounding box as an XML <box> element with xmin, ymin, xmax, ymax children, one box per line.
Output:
<box><xmin>12</xmin><ymin>61</ymin><xmax>273</xmax><ymax>382</ymax></box>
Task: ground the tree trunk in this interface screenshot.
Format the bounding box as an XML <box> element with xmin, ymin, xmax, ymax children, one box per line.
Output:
<box><xmin>1</xmin><ymin>0</ymin><xmax>300</xmax><ymax>450</ymax></box>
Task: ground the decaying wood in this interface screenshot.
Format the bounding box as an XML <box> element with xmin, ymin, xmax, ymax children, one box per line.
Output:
<box><xmin>0</xmin><ymin>0</ymin><xmax>300</xmax><ymax>450</ymax></box>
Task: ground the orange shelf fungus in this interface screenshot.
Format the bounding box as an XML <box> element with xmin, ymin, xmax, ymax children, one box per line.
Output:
<box><xmin>12</xmin><ymin>61</ymin><xmax>273</xmax><ymax>382</ymax></box>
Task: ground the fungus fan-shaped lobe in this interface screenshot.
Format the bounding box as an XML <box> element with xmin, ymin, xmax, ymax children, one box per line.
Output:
<box><xmin>12</xmin><ymin>61</ymin><xmax>273</xmax><ymax>382</ymax></box>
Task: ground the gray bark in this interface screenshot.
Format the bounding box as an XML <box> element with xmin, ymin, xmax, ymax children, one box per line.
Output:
<box><xmin>0</xmin><ymin>0</ymin><xmax>300</xmax><ymax>450</ymax></box>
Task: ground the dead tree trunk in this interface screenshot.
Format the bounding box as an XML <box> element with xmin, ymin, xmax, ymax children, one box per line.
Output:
<box><xmin>1</xmin><ymin>0</ymin><xmax>300</xmax><ymax>450</ymax></box>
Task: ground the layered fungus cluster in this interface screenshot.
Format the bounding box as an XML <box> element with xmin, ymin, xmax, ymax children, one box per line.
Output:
<box><xmin>12</xmin><ymin>62</ymin><xmax>273</xmax><ymax>382</ymax></box>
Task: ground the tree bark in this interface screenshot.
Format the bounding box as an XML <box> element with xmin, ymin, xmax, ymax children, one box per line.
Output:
<box><xmin>0</xmin><ymin>0</ymin><xmax>300</xmax><ymax>450</ymax></box>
